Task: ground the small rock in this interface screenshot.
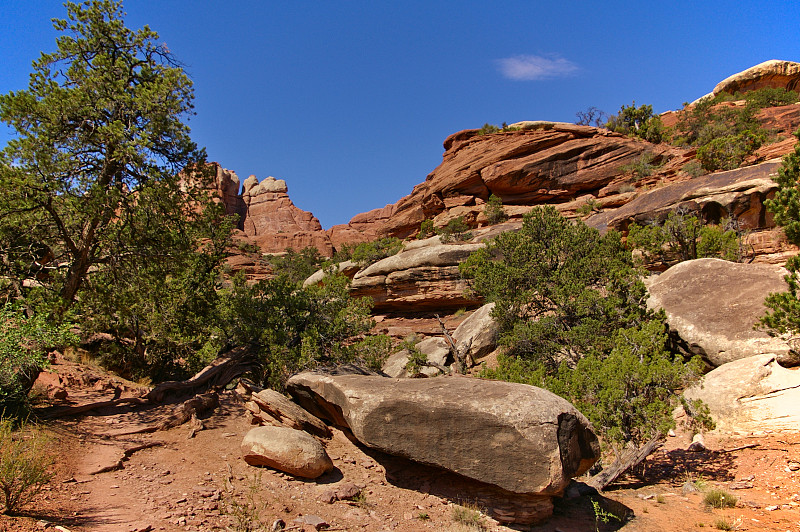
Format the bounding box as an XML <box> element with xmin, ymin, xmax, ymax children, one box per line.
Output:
<box><xmin>787</xmin><ymin>461</ymin><xmax>800</xmax><ymax>471</ymax></box>
<box><xmin>271</xmin><ymin>519</ymin><xmax>285</xmax><ymax>531</ymax></box>
<box><xmin>765</xmin><ymin>504</ymin><xmax>779</xmax><ymax>511</ymax></box>
<box><xmin>682</xmin><ymin>481</ymin><xmax>700</xmax><ymax>494</ymax></box>
<box><xmin>667</xmin><ymin>429</ymin><xmax>676</xmax><ymax>437</ymax></box>
<box><xmin>687</xmin><ymin>433</ymin><xmax>706</xmax><ymax>452</ymax></box>
<box><xmin>292</xmin><ymin>514</ymin><xmax>329</xmax><ymax>530</ymax></box>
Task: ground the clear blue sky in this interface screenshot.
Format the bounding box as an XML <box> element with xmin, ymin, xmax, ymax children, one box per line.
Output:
<box><xmin>2</xmin><ymin>1</ymin><xmax>799</xmax><ymax>228</ymax></box>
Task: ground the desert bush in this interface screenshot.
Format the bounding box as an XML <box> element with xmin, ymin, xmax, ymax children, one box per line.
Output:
<box><xmin>627</xmin><ymin>210</ymin><xmax>744</xmax><ymax>268</ymax></box>
<box><xmin>268</xmin><ymin>247</ymin><xmax>326</xmax><ymax>285</ymax></box>
<box><xmin>348</xmin><ymin>334</ymin><xmax>392</xmax><ymax>371</ymax></box>
<box><xmin>576</xmin><ymin>198</ymin><xmax>599</xmax><ymax>216</ymax></box>
<box><xmin>483</xmin><ymin>194</ymin><xmax>508</xmax><ymax>225</ymax></box>
<box><xmin>622</xmin><ymin>152</ymin><xmax>662</xmax><ymax>180</ymax></box>
<box><xmin>438</xmin><ymin>217</ymin><xmax>473</xmax><ymax>243</ymax></box>
<box><xmin>451</xmin><ymin>502</ymin><xmax>486</xmax><ymax>531</ymax></box>
<box><xmin>461</xmin><ymin>206</ymin><xmax>703</xmax><ymax>454</ymax></box>
<box><xmin>606</xmin><ymin>102</ymin><xmax>666</xmax><ymax>143</ymax></box>
<box><xmin>703</xmin><ymin>487</ymin><xmax>737</xmax><ymax>509</ymax></box>
<box><xmin>0</xmin><ymin>304</ymin><xmax>76</xmax><ymax>417</ymax></box>
<box><xmin>336</xmin><ymin>237</ymin><xmax>403</xmax><ymax>266</ymax></box>
<box><xmin>477</xmin><ymin>123</ymin><xmax>500</xmax><ymax>135</ymax></box>
<box><xmin>0</xmin><ymin>418</ymin><xmax>53</xmax><ymax>515</ymax></box>
<box><xmin>417</xmin><ymin>219</ymin><xmax>436</xmax><ymax>239</ymax></box>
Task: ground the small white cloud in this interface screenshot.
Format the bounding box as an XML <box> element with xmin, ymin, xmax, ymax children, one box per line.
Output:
<box><xmin>496</xmin><ymin>54</ymin><xmax>579</xmax><ymax>81</ymax></box>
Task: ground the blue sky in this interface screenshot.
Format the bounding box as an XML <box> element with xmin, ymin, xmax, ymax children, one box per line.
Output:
<box><xmin>2</xmin><ymin>1</ymin><xmax>800</xmax><ymax>228</ymax></box>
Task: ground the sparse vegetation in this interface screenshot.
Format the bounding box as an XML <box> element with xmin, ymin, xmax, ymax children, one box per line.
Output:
<box><xmin>335</xmin><ymin>237</ymin><xmax>403</xmax><ymax>266</ymax></box>
<box><xmin>606</xmin><ymin>102</ymin><xmax>666</xmax><ymax>143</ymax></box>
<box><xmin>267</xmin><ymin>246</ymin><xmax>326</xmax><ymax>285</ymax></box>
<box><xmin>0</xmin><ymin>417</ymin><xmax>54</xmax><ymax>515</ymax></box>
<box><xmin>221</xmin><ymin>473</ymin><xmax>268</xmax><ymax>532</ymax></box>
<box><xmin>576</xmin><ymin>106</ymin><xmax>608</xmax><ymax>128</ymax></box>
<box><xmin>438</xmin><ymin>217</ymin><xmax>473</xmax><ymax>243</ymax></box>
<box><xmin>483</xmin><ymin>194</ymin><xmax>508</xmax><ymax>225</ymax></box>
<box><xmin>703</xmin><ymin>487</ymin><xmax>738</xmax><ymax>509</ymax></box>
<box><xmin>477</xmin><ymin>123</ymin><xmax>500</xmax><ymax>135</ymax></box>
<box><xmin>622</xmin><ymin>152</ymin><xmax>662</xmax><ymax>181</ymax></box>
<box><xmin>591</xmin><ymin>499</ymin><xmax>621</xmax><ymax>531</ymax></box>
<box><xmin>451</xmin><ymin>502</ymin><xmax>486</xmax><ymax>530</ymax></box>
<box><xmin>576</xmin><ymin>198</ymin><xmax>599</xmax><ymax>216</ymax></box>
<box><xmin>418</xmin><ymin>219</ymin><xmax>436</xmax><ymax>239</ymax></box>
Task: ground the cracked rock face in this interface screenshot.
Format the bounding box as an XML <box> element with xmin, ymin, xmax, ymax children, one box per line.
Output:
<box><xmin>286</xmin><ymin>373</ymin><xmax>599</xmax><ymax>496</ymax></box>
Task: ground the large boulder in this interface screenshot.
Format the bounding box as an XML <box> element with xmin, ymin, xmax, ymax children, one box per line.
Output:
<box><xmin>350</xmin><ymin>240</ymin><xmax>484</xmax><ymax>312</ymax></box>
<box><xmin>684</xmin><ymin>354</ymin><xmax>800</xmax><ymax>433</ymax></box>
<box><xmin>286</xmin><ymin>373</ymin><xmax>600</xmax><ymax>497</ymax></box>
<box><xmin>453</xmin><ymin>303</ymin><xmax>499</xmax><ymax>361</ymax></box>
<box><xmin>241</xmin><ymin>426</ymin><xmax>333</xmax><ymax>479</ymax></box>
<box><xmin>646</xmin><ymin>258</ymin><xmax>792</xmax><ymax>367</ymax></box>
<box><xmin>712</xmin><ymin>60</ymin><xmax>800</xmax><ymax>97</ymax></box>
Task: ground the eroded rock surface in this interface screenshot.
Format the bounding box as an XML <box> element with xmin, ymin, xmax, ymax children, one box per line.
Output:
<box><xmin>646</xmin><ymin>258</ymin><xmax>791</xmax><ymax>367</ymax></box>
<box><xmin>286</xmin><ymin>372</ymin><xmax>600</xmax><ymax>497</ymax></box>
<box><xmin>713</xmin><ymin>59</ymin><xmax>800</xmax><ymax>97</ymax></box>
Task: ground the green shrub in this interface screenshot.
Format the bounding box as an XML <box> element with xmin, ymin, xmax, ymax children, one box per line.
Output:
<box><xmin>451</xmin><ymin>502</ymin><xmax>486</xmax><ymax>530</ymax></box>
<box><xmin>703</xmin><ymin>488</ymin><xmax>737</xmax><ymax>509</ymax></box>
<box><xmin>0</xmin><ymin>418</ymin><xmax>54</xmax><ymax>515</ymax></box>
<box><xmin>576</xmin><ymin>198</ymin><xmax>599</xmax><ymax>216</ymax></box>
<box><xmin>348</xmin><ymin>334</ymin><xmax>392</xmax><ymax>371</ymax></box>
<box><xmin>697</xmin><ymin>130</ymin><xmax>765</xmax><ymax>172</ymax></box>
<box><xmin>438</xmin><ymin>217</ymin><xmax>473</xmax><ymax>243</ymax></box>
<box><xmin>606</xmin><ymin>102</ymin><xmax>666</xmax><ymax>143</ymax></box>
<box><xmin>622</xmin><ymin>152</ymin><xmax>662</xmax><ymax>180</ymax></box>
<box><xmin>461</xmin><ymin>206</ymin><xmax>702</xmax><ymax>454</ymax></box>
<box><xmin>336</xmin><ymin>238</ymin><xmax>403</xmax><ymax>266</ymax></box>
<box><xmin>627</xmin><ymin>210</ymin><xmax>745</xmax><ymax>268</ymax></box>
<box><xmin>477</xmin><ymin>123</ymin><xmax>500</xmax><ymax>135</ymax></box>
<box><xmin>484</xmin><ymin>194</ymin><xmax>508</xmax><ymax>225</ymax></box>
<box><xmin>0</xmin><ymin>304</ymin><xmax>76</xmax><ymax>417</ymax></box>
<box><xmin>417</xmin><ymin>219</ymin><xmax>436</xmax><ymax>239</ymax></box>
<box><xmin>268</xmin><ymin>246</ymin><xmax>326</xmax><ymax>285</ymax></box>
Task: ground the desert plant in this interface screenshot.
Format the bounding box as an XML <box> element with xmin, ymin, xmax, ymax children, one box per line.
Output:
<box><xmin>576</xmin><ymin>198</ymin><xmax>599</xmax><ymax>216</ymax></box>
<box><xmin>348</xmin><ymin>334</ymin><xmax>392</xmax><ymax>371</ymax></box>
<box><xmin>683</xmin><ymin>160</ymin><xmax>706</xmax><ymax>178</ymax></box>
<box><xmin>484</xmin><ymin>194</ymin><xmax>508</xmax><ymax>225</ymax></box>
<box><xmin>438</xmin><ymin>217</ymin><xmax>473</xmax><ymax>243</ymax></box>
<box><xmin>680</xmin><ymin>397</ymin><xmax>716</xmax><ymax>435</ymax></box>
<box><xmin>477</xmin><ymin>123</ymin><xmax>500</xmax><ymax>135</ymax></box>
<box><xmin>337</xmin><ymin>237</ymin><xmax>403</xmax><ymax>266</ymax></box>
<box><xmin>606</xmin><ymin>102</ymin><xmax>666</xmax><ymax>143</ymax></box>
<box><xmin>0</xmin><ymin>417</ymin><xmax>54</xmax><ymax>515</ymax></box>
<box><xmin>576</xmin><ymin>106</ymin><xmax>608</xmax><ymax>128</ymax></box>
<box><xmin>418</xmin><ymin>219</ymin><xmax>436</xmax><ymax>239</ymax></box>
<box><xmin>221</xmin><ymin>473</ymin><xmax>268</xmax><ymax>532</ymax></box>
<box><xmin>622</xmin><ymin>152</ymin><xmax>662</xmax><ymax>180</ymax></box>
<box><xmin>591</xmin><ymin>499</ymin><xmax>621</xmax><ymax>532</ymax></box>
<box><xmin>703</xmin><ymin>488</ymin><xmax>738</xmax><ymax>509</ymax></box>
<box><xmin>451</xmin><ymin>502</ymin><xmax>486</xmax><ymax>530</ymax></box>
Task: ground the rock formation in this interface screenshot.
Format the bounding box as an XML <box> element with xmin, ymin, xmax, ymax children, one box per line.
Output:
<box><xmin>241</xmin><ymin>425</ymin><xmax>333</xmax><ymax>479</ymax></box>
<box><xmin>712</xmin><ymin>60</ymin><xmax>800</xmax><ymax>97</ymax></box>
<box><xmin>286</xmin><ymin>372</ymin><xmax>600</xmax><ymax>524</ymax></box>
<box><xmin>645</xmin><ymin>258</ymin><xmax>792</xmax><ymax>367</ymax></box>
<box><xmin>684</xmin><ymin>354</ymin><xmax>800</xmax><ymax>433</ymax></box>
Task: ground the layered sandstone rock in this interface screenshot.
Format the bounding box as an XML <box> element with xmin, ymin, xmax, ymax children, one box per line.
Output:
<box><xmin>645</xmin><ymin>258</ymin><xmax>792</xmax><ymax>367</ymax></box>
<box><xmin>350</xmin><ymin>239</ymin><xmax>484</xmax><ymax>312</ymax></box>
<box><xmin>713</xmin><ymin>60</ymin><xmax>800</xmax><ymax>97</ymax></box>
<box><xmin>240</xmin><ymin>175</ymin><xmax>334</xmax><ymax>255</ymax></box>
<box><xmin>286</xmin><ymin>372</ymin><xmax>600</xmax><ymax>524</ymax></box>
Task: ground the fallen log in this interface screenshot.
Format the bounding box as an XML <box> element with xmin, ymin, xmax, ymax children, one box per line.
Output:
<box><xmin>100</xmin><ymin>393</ymin><xmax>220</xmax><ymax>437</ymax></box>
<box><xmin>146</xmin><ymin>346</ymin><xmax>254</xmax><ymax>403</ymax></box>
<box><xmin>585</xmin><ymin>434</ymin><xmax>664</xmax><ymax>491</ymax></box>
<box><xmin>43</xmin><ymin>397</ymin><xmax>147</xmax><ymax>419</ymax></box>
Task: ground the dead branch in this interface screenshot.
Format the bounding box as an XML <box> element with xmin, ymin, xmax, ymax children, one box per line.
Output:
<box><xmin>43</xmin><ymin>397</ymin><xmax>147</xmax><ymax>419</ymax></box>
<box><xmin>585</xmin><ymin>434</ymin><xmax>664</xmax><ymax>491</ymax></box>
<box><xmin>436</xmin><ymin>314</ymin><xmax>472</xmax><ymax>373</ymax></box>
<box><xmin>146</xmin><ymin>346</ymin><xmax>254</xmax><ymax>403</ymax></box>
<box><xmin>720</xmin><ymin>443</ymin><xmax>759</xmax><ymax>453</ymax></box>
<box><xmin>99</xmin><ymin>393</ymin><xmax>220</xmax><ymax>437</ymax></box>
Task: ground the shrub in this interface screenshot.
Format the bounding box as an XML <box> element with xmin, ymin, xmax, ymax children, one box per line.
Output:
<box><xmin>0</xmin><ymin>418</ymin><xmax>53</xmax><ymax>515</ymax></box>
<box><xmin>697</xmin><ymin>131</ymin><xmax>764</xmax><ymax>172</ymax></box>
<box><xmin>576</xmin><ymin>198</ymin><xmax>599</xmax><ymax>216</ymax></box>
<box><xmin>438</xmin><ymin>217</ymin><xmax>473</xmax><ymax>243</ymax></box>
<box><xmin>461</xmin><ymin>206</ymin><xmax>702</xmax><ymax>454</ymax></box>
<box><xmin>451</xmin><ymin>502</ymin><xmax>486</xmax><ymax>530</ymax></box>
<box><xmin>703</xmin><ymin>488</ymin><xmax>737</xmax><ymax>509</ymax></box>
<box><xmin>337</xmin><ymin>238</ymin><xmax>403</xmax><ymax>266</ymax></box>
<box><xmin>483</xmin><ymin>194</ymin><xmax>508</xmax><ymax>225</ymax></box>
<box><xmin>623</xmin><ymin>152</ymin><xmax>662</xmax><ymax>180</ymax></box>
<box><xmin>0</xmin><ymin>304</ymin><xmax>76</xmax><ymax>417</ymax></box>
<box><xmin>575</xmin><ymin>106</ymin><xmax>608</xmax><ymax>128</ymax></box>
<box><xmin>417</xmin><ymin>219</ymin><xmax>436</xmax><ymax>239</ymax></box>
<box><xmin>348</xmin><ymin>334</ymin><xmax>392</xmax><ymax>371</ymax></box>
<box><xmin>606</xmin><ymin>102</ymin><xmax>666</xmax><ymax>143</ymax></box>
<box><xmin>627</xmin><ymin>210</ymin><xmax>745</xmax><ymax>268</ymax></box>
<box><xmin>268</xmin><ymin>246</ymin><xmax>326</xmax><ymax>285</ymax></box>
<box><xmin>477</xmin><ymin>123</ymin><xmax>500</xmax><ymax>135</ymax></box>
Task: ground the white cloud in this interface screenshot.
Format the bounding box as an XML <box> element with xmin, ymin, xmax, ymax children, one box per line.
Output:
<box><xmin>496</xmin><ymin>54</ymin><xmax>579</xmax><ymax>81</ymax></box>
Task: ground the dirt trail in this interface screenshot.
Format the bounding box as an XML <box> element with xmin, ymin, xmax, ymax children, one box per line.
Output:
<box><xmin>2</xmin><ymin>356</ymin><xmax>800</xmax><ymax>532</ymax></box>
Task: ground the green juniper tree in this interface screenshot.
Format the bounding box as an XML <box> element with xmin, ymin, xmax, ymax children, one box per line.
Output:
<box><xmin>0</xmin><ymin>1</ymin><xmax>232</xmax><ymax>381</ymax></box>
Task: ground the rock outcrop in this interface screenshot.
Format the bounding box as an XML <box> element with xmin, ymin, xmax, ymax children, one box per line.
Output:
<box><xmin>350</xmin><ymin>238</ymin><xmax>485</xmax><ymax>312</ymax></box>
<box><xmin>286</xmin><ymin>372</ymin><xmax>600</xmax><ymax>524</ymax></box>
<box><xmin>684</xmin><ymin>354</ymin><xmax>800</xmax><ymax>433</ymax></box>
<box><xmin>452</xmin><ymin>302</ymin><xmax>498</xmax><ymax>362</ymax></box>
<box><xmin>240</xmin><ymin>425</ymin><xmax>334</xmax><ymax>478</ymax></box>
<box><xmin>646</xmin><ymin>258</ymin><xmax>792</xmax><ymax>367</ymax></box>
<box><xmin>712</xmin><ymin>60</ymin><xmax>800</xmax><ymax>97</ymax></box>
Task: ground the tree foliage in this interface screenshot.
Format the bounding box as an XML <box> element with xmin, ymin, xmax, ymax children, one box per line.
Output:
<box><xmin>761</xmin><ymin>130</ymin><xmax>800</xmax><ymax>335</ymax></box>
<box><xmin>483</xmin><ymin>194</ymin><xmax>508</xmax><ymax>225</ymax></box>
<box><xmin>0</xmin><ymin>1</ymin><xmax>234</xmax><ymax>381</ymax></box>
<box><xmin>606</xmin><ymin>102</ymin><xmax>666</xmax><ymax>143</ymax></box>
<box><xmin>460</xmin><ymin>207</ymin><xmax>701</xmax><ymax>452</ymax></box>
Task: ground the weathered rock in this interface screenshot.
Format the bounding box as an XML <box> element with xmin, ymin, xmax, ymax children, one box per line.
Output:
<box><xmin>248</xmin><ymin>389</ymin><xmax>331</xmax><ymax>438</ymax></box>
<box><xmin>286</xmin><ymin>373</ymin><xmax>600</xmax><ymax>497</ymax></box>
<box><xmin>646</xmin><ymin>258</ymin><xmax>791</xmax><ymax>367</ymax></box>
<box><xmin>381</xmin><ymin>337</ymin><xmax>450</xmax><ymax>378</ymax></box>
<box><xmin>350</xmin><ymin>241</ymin><xmax>484</xmax><ymax>312</ymax></box>
<box><xmin>302</xmin><ymin>260</ymin><xmax>361</xmax><ymax>288</ymax></box>
<box><xmin>453</xmin><ymin>303</ymin><xmax>498</xmax><ymax>362</ymax></box>
<box><xmin>240</xmin><ymin>426</ymin><xmax>333</xmax><ymax>478</ymax></box>
<box><xmin>713</xmin><ymin>60</ymin><xmax>800</xmax><ymax>97</ymax></box>
<box><xmin>684</xmin><ymin>354</ymin><xmax>800</xmax><ymax>432</ymax></box>
<box><xmin>241</xmin><ymin>176</ymin><xmax>333</xmax><ymax>255</ymax></box>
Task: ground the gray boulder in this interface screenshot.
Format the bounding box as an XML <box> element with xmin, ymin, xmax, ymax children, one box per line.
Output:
<box><xmin>241</xmin><ymin>426</ymin><xmax>333</xmax><ymax>479</ymax></box>
<box><xmin>684</xmin><ymin>354</ymin><xmax>800</xmax><ymax>433</ymax></box>
<box><xmin>286</xmin><ymin>373</ymin><xmax>599</xmax><ymax>496</ymax></box>
<box><xmin>381</xmin><ymin>337</ymin><xmax>450</xmax><ymax>378</ymax></box>
<box><xmin>646</xmin><ymin>258</ymin><xmax>792</xmax><ymax>367</ymax></box>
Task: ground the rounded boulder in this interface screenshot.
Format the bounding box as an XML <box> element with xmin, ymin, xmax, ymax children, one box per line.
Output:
<box><xmin>241</xmin><ymin>426</ymin><xmax>333</xmax><ymax>479</ymax></box>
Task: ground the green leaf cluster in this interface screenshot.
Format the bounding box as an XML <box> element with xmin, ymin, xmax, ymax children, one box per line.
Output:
<box><xmin>606</xmin><ymin>102</ymin><xmax>666</xmax><ymax>143</ymax></box>
<box><xmin>334</xmin><ymin>237</ymin><xmax>403</xmax><ymax>267</ymax></box>
<box><xmin>0</xmin><ymin>304</ymin><xmax>76</xmax><ymax>416</ymax></box>
<box><xmin>627</xmin><ymin>210</ymin><xmax>744</xmax><ymax>268</ymax></box>
<box><xmin>483</xmin><ymin>194</ymin><xmax>508</xmax><ymax>225</ymax></box>
<box><xmin>461</xmin><ymin>206</ymin><xmax>700</xmax><ymax>451</ymax></box>
<box><xmin>268</xmin><ymin>246</ymin><xmax>326</xmax><ymax>285</ymax></box>
<box><xmin>438</xmin><ymin>216</ymin><xmax>472</xmax><ymax>243</ymax></box>
<box><xmin>218</xmin><ymin>273</ymin><xmax>374</xmax><ymax>391</ymax></box>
